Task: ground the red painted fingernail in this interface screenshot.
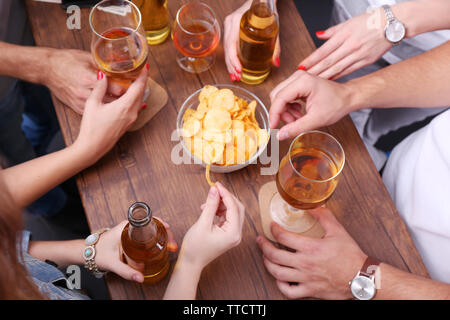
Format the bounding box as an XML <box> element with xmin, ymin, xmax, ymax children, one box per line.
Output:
<box><xmin>316</xmin><ymin>30</ymin><xmax>325</xmax><ymax>37</ymax></box>
<box><xmin>145</xmin><ymin>64</ymin><xmax>149</xmax><ymax>71</ymax></box>
<box><xmin>141</xmin><ymin>104</ymin><xmax>147</xmax><ymax>110</ymax></box>
<box><xmin>234</xmin><ymin>67</ymin><xmax>241</xmax><ymax>74</ymax></box>
<box><xmin>97</xmin><ymin>71</ymin><xmax>104</xmax><ymax>80</ymax></box>
<box><xmin>230</xmin><ymin>73</ymin><xmax>236</xmax><ymax>82</ymax></box>
<box><xmin>235</xmin><ymin>73</ymin><xmax>241</xmax><ymax>82</ymax></box>
<box><xmin>298</xmin><ymin>65</ymin><xmax>306</xmax><ymax>71</ymax></box>
<box><xmin>274</xmin><ymin>57</ymin><xmax>280</xmax><ymax>67</ymax></box>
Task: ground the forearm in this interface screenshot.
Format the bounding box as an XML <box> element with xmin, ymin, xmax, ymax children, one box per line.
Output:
<box><xmin>393</xmin><ymin>0</ymin><xmax>450</xmax><ymax>38</ymax></box>
<box><xmin>375</xmin><ymin>263</ymin><xmax>450</xmax><ymax>300</ymax></box>
<box><xmin>0</xmin><ymin>42</ymin><xmax>55</xmax><ymax>85</ymax></box>
<box><xmin>163</xmin><ymin>257</ymin><xmax>203</xmax><ymax>300</ymax></box>
<box><xmin>346</xmin><ymin>41</ymin><xmax>450</xmax><ymax>112</ymax></box>
<box><xmin>28</xmin><ymin>240</ymin><xmax>85</xmax><ymax>268</ymax></box>
<box><xmin>0</xmin><ymin>143</ymin><xmax>94</xmax><ymax>209</ymax></box>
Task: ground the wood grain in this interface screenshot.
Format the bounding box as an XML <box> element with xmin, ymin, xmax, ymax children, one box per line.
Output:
<box><xmin>25</xmin><ymin>0</ymin><xmax>429</xmax><ymax>300</ymax></box>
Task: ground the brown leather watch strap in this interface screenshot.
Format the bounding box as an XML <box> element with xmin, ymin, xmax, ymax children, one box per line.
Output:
<box><xmin>360</xmin><ymin>256</ymin><xmax>380</xmax><ymax>278</ymax></box>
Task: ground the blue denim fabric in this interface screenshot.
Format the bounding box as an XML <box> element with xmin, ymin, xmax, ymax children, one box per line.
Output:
<box><xmin>20</xmin><ymin>231</ymin><xmax>90</xmax><ymax>300</ymax></box>
<box><xmin>0</xmin><ymin>80</ymin><xmax>67</xmax><ymax>217</ymax></box>
<box><xmin>0</xmin><ymin>80</ymin><xmax>35</xmax><ymax>165</ymax></box>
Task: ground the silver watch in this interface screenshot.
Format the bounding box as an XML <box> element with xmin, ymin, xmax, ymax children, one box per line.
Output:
<box><xmin>349</xmin><ymin>256</ymin><xmax>380</xmax><ymax>300</ymax></box>
<box><xmin>382</xmin><ymin>5</ymin><xmax>406</xmax><ymax>45</ymax></box>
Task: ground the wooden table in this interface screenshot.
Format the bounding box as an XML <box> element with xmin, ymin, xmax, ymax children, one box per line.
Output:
<box><xmin>26</xmin><ymin>0</ymin><xmax>428</xmax><ymax>300</ymax></box>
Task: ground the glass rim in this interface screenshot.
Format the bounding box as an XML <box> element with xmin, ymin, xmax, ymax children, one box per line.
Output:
<box><xmin>175</xmin><ymin>1</ymin><xmax>218</xmax><ymax>36</ymax></box>
<box><xmin>287</xmin><ymin>130</ymin><xmax>346</xmax><ymax>183</ymax></box>
<box><xmin>89</xmin><ymin>0</ymin><xmax>142</xmax><ymax>41</ymax></box>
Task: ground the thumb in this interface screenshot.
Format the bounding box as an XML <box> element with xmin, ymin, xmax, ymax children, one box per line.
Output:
<box><xmin>272</xmin><ymin>36</ymin><xmax>281</xmax><ymax>67</ymax></box>
<box><xmin>198</xmin><ymin>186</ymin><xmax>220</xmax><ymax>226</ymax></box>
<box><xmin>88</xmin><ymin>71</ymin><xmax>108</xmax><ymax>104</ymax></box>
<box><xmin>277</xmin><ymin>113</ymin><xmax>320</xmax><ymax>141</ymax></box>
<box><xmin>111</xmin><ymin>260</ymin><xmax>145</xmax><ymax>283</ymax></box>
<box><xmin>307</xmin><ymin>207</ymin><xmax>340</xmax><ymax>236</ymax></box>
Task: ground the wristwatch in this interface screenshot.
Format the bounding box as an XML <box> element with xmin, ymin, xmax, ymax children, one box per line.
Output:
<box><xmin>349</xmin><ymin>256</ymin><xmax>380</xmax><ymax>300</ymax></box>
<box><xmin>382</xmin><ymin>5</ymin><xmax>406</xmax><ymax>45</ymax></box>
<box><xmin>83</xmin><ymin>228</ymin><xmax>110</xmax><ymax>278</ymax></box>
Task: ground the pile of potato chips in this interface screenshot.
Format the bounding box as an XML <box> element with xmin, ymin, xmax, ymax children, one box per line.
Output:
<box><xmin>182</xmin><ymin>85</ymin><xmax>270</xmax><ymax>186</ymax></box>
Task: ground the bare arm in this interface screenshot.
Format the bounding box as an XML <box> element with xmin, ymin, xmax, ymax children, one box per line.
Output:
<box><xmin>28</xmin><ymin>240</ymin><xmax>85</xmax><ymax>268</ymax></box>
<box><xmin>394</xmin><ymin>0</ymin><xmax>450</xmax><ymax>38</ymax></box>
<box><xmin>348</xmin><ymin>40</ymin><xmax>450</xmax><ymax>111</ymax></box>
<box><xmin>0</xmin><ymin>67</ymin><xmax>149</xmax><ymax>209</ymax></box>
<box><xmin>163</xmin><ymin>257</ymin><xmax>202</xmax><ymax>300</ymax></box>
<box><xmin>375</xmin><ymin>263</ymin><xmax>450</xmax><ymax>300</ymax></box>
<box><xmin>0</xmin><ymin>42</ymin><xmax>116</xmax><ymax>114</ymax></box>
<box><xmin>0</xmin><ymin>41</ymin><xmax>52</xmax><ymax>85</ymax></box>
<box><xmin>258</xmin><ymin>208</ymin><xmax>450</xmax><ymax>300</ymax></box>
<box><xmin>299</xmin><ymin>0</ymin><xmax>450</xmax><ymax>80</ymax></box>
<box><xmin>1</xmin><ymin>143</ymin><xmax>94</xmax><ymax>209</ymax></box>
<box><xmin>270</xmin><ymin>40</ymin><xmax>450</xmax><ymax>140</ymax></box>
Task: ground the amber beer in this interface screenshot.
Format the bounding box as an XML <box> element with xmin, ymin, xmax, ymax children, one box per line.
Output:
<box><xmin>93</xmin><ymin>27</ymin><xmax>148</xmax><ymax>90</ymax></box>
<box><xmin>132</xmin><ymin>0</ymin><xmax>170</xmax><ymax>45</ymax></box>
<box><xmin>276</xmin><ymin>147</ymin><xmax>339</xmax><ymax>210</ymax></box>
<box><xmin>239</xmin><ymin>0</ymin><xmax>279</xmax><ymax>85</ymax></box>
<box><xmin>121</xmin><ymin>202</ymin><xmax>170</xmax><ymax>284</ymax></box>
<box><xmin>173</xmin><ymin>20</ymin><xmax>220</xmax><ymax>58</ymax></box>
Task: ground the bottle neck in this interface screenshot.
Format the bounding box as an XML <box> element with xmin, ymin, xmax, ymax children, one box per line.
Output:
<box><xmin>251</xmin><ymin>0</ymin><xmax>276</xmax><ymax>12</ymax></box>
<box><xmin>129</xmin><ymin>219</ymin><xmax>157</xmax><ymax>243</ymax></box>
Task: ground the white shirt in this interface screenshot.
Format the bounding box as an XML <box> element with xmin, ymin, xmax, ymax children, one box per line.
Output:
<box><xmin>383</xmin><ymin>110</ymin><xmax>450</xmax><ymax>283</ymax></box>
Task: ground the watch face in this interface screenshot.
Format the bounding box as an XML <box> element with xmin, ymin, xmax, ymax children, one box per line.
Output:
<box><xmin>350</xmin><ymin>276</ymin><xmax>376</xmax><ymax>300</ymax></box>
<box><xmin>385</xmin><ymin>20</ymin><xmax>405</xmax><ymax>43</ymax></box>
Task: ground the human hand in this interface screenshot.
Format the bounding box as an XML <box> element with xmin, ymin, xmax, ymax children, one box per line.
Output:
<box><xmin>269</xmin><ymin>70</ymin><xmax>353</xmax><ymax>140</ymax></box>
<box><xmin>298</xmin><ymin>9</ymin><xmax>391</xmax><ymax>80</ymax></box>
<box><xmin>178</xmin><ymin>182</ymin><xmax>245</xmax><ymax>271</ymax></box>
<box><xmin>257</xmin><ymin>208</ymin><xmax>367</xmax><ymax>300</ymax></box>
<box><xmin>224</xmin><ymin>0</ymin><xmax>280</xmax><ymax>82</ymax></box>
<box><xmin>72</xmin><ymin>67</ymin><xmax>148</xmax><ymax>165</ymax></box>
<box><xmin>44</xmin><ymin>49</ymin><xmax>125</xmax><ymax>114</ymax></box>
<box><xmin>96</xmin><ymin>218</ymin><xmax>178</xmax><ymax>283</ymax></box>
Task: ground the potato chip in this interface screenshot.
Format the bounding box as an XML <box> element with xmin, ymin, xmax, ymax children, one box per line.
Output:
<box><xmin>193</xmin><ymin>101</ymin><xmax>209</xmax><ymax>120</ymax></box>
<box><xmin>203</xmin><ymin>129</ymin><xmax>232</xmax><ymax>145</ymax></box>
<box><xmin>183</xmin><ymin>108</ymin><xmax>195</xmax><ymax>122</ymax></box>
<box><xmin>209</xmin><ymin>89</ymin><xmax>235</xmax><ymax>110</ymax></box>
<box><xmin>182</xmin><ymin>86</ymin><xmax>270</xmax><ymax>186</ymax></box>
<box><xmin>182</xmin><ymin>117</ymin><xmax>201</xmax><ymax>138</ymax></box>
<box><xmin>204</xmin><ymin>108</ymin><xmax>232</xmax><ymax>131</ymax></box>
<box><xmin>232</xmin><ymin>120</ymin><xmax>245</xmax><ymax>131</ymax></box>
<box><xmin>211</xmin><ymin>142</ymin><xmax>225</xmax><ymax>164</ymax></box>
<box><xmin>199</xmin><ymin>85</ymin><xmax>219</xmax><ymax>102</ymax></box>
<box><xmin>257</xmin><ymin>128</ymin><xmax>270</xmax><ymax>147</ymax></box>
<box><xmin>205</xmin><ymin>164</ymin><xmax>216</xmax><ymax>187</ymax></box>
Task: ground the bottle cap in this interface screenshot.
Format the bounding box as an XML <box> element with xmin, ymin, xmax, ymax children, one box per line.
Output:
<box><xmin>128</xmin><ymin>202</ymin><xmax>152</xmax><ymax>227</ymax></box>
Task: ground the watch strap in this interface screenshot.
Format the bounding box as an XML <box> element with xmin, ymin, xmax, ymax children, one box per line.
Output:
<box><xmin>382</xmin><ymin>5</ymin><xmax>395</xmax><ymax>22</ymax></box>
<box><xmin>360</xmin><ymin>256</ymin><xmax>380</xmax><ymax>278</ymax></box>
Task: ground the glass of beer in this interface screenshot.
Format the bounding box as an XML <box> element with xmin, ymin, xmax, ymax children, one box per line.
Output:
<box><xmin>271</xmin><ymin>131</ymin><xmax>345</xmax><ymax>237</ymax></box>
<box><xmin>132</xmin><ymin>0</ymin><xmax>170</xmax><ymax>45</ymax></box>
<box><xmin>89</xmin><ymin>0</ymin><xmax>149</xmax><ymax>93</ymax></box>
<box><xmin>172</xmin><ymin>1</ymin><xmax>221</xmax><ymax>73</ymax></box>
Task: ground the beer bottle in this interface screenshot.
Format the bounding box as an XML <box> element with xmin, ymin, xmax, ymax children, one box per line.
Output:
<box><xmin>238</xmin><ymin>0</ymin><xmax>279</xmax><ymax>85</ymax></box>
<box><xmin>121</xmin><ymin>202</ymin><xmax>170</xmax><ymax>284</ymax></box>
<box><xmin>133</xmin><ymin>0</ymin><xmax>170</xmax><ymax>45</ymax></box>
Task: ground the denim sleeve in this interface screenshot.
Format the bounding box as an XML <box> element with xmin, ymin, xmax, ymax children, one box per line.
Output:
<box><xmin>21</xmin><ymin>230</ymin><xmax>32</xmax><ymax>253</ymax></box>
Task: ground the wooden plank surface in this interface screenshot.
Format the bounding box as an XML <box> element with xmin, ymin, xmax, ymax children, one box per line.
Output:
<box><xmin>25</xmin><ymin>0</ymin><xmax>429</xmax><ymax>300</ymax></box>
